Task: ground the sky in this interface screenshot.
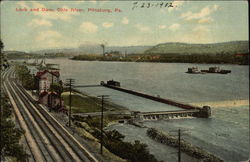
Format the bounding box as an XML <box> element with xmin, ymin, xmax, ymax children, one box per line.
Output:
<box><xmin>0</xmin><ymin>0</ymin><xmax>249</xmax><ymax>52</ymax></box>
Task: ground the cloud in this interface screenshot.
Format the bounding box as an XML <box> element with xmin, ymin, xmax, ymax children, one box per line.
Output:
<box><xmin>80</xmin><ymin>22</ymin><xmax>98</xmax><ymax>33</ymax></box>
<box><xmin>198</xmin><ymin>17</ymin><xmax>214</xmax><ymax>24</ymax></box>
<box><xmin>181</xmin><ymin>5</ymin><xmax>219</xmax><ymax>21</ymax></box>
<box><xmin>193</xmin><ymin>25</ymin><xmax>210</xmax><ymax>32</ymax></box>
<box><xmin>168</xmin><ymin>1</ymin><xmax>185</xmax><ymax>12</ymax></box>
<box><xmin>122</xmin><ymin>17</ymin><xmax>129</xmax><ymax>24</ymax></box>
<box><xmin>159</xmin><ymin>25</ymin><xmax>167</xmax><ymax>29</ymax></box>
<box><xmin>28</xmin><ymin>19</ymin><xmax>52</xmax><ymax>27</ymax></box>
<box><xmin>102</xmin><ymin>22</ymin><xmax>114</xmax><ymax>28</ymax></box>
<box><xmin>90</xmin><ymin>0</ymin><xmax>97</xmax><ymax>4</ymax></box>
<box><xmin>169</xmin><ymin>23</ymin><xmax>180</xmax><ymax>31</ymax></box>
<box><xmin>180</xmin><ymin>25</ymin><xmax>212</xmax><ymax>43</ymax></box>
<box><xmin>35</xmin><ymin>30</ymin><xmax>67</xmax><ymax>48</ymax></box>
<box><xmin>135</xmin><ymin>24</ymin><xmax>151</xmax><ymax>32</ymax></box>
<box><xmin>35</xmin><ymin>30</ymin><xmax>63</xmax><ymax>41</ymax></box>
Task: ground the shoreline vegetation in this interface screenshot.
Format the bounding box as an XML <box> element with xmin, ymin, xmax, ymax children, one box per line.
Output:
<box><xmin>71</xmin><ymin>53</ymin><xmax>249</xmax><ymax>65</ymax></box>
<box><xmin>62</xmin><ymin>90</ymin><xmax>161</xmax><ymax>162</ymax></box>
<box><xmin>63</xmin><ymin>90</ymin><xmax>224</xmax><ymax>162</ymax></box>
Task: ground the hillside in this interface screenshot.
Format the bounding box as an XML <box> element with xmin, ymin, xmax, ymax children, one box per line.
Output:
<box><xmin>34</xmin><ymin>45</ymin><xmax>152</xmax><ymax>55</ymax></box>
<box><xmin>145</xmin><ymin>41</ymin><xmax>249</xmax><ymax>55</ymax></box>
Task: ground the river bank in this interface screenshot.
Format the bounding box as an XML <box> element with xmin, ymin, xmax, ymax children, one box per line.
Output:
<box><xmin>25</xmin><ymin>58</ymin><xmax>249</xmax><ymax>161</ymax></box>
<box><xmin>147</xmin><ymin>128</ymin><xmax>223</xmax><ymax>162</ymax></box>
<box><xmin>71</xmin><ymin>53</ymin><xmax>249</xmax><ymax>65</ymax></box>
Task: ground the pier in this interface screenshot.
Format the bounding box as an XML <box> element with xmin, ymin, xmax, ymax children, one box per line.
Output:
<box><xmin>101</xmin><ymin>81</ymin><xmax>211</xmax><ymax>119</ymax></box>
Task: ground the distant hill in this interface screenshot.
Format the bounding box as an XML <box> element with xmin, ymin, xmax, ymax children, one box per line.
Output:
<box><xmin>145</xmin><ymin>41</ymin><xmax>249</xmax><ymax>55</ymax></box>
<box><xmin>106</xmin><ymin>46</ymin><xmax>152</xmax><ymax>54</ymax></box>
<box><xmin>4</xmin><ymin>50</ymin><xmax>27</xmax><ymax>55</ymax></box>
<box><xmin>34</xmin><ymin>45</ymin><xmax>152</xmax><ymax>55</ymax></box>
<box><xmin>3</xmin><ymin>51</ymin><xmax>31</xmax><ymax>59</ymax></box>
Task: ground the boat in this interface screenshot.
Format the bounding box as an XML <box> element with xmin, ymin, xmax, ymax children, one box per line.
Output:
<box><xmin>101</xmin><ymin>80</ymin><xmax>121</xmax><ymax>87</ymax></box>
<box><xmin>186</xmin><ymin>67</ymin><xmax>200</xmax><ymax>74</ymax></box>
<box><xmin>201</xmin><ymin>66</ymin><xmax>231</xmax><ymax>74</ymax></box>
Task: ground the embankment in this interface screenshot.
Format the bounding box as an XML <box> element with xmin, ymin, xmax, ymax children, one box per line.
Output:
<box><xmin>147</xmin><ymin>128</ymin><xmax>223</xmax><ymax>162</ymax></box>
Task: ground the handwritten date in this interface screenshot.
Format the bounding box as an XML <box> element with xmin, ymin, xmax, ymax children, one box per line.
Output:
<box><xmin>132</xmin><ymin>2</ymin><xmax>174</xmax><ymax>10</ymax></box>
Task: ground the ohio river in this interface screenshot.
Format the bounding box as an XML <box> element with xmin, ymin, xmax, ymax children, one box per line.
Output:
<box><xmin>43</xmin><ymin>58</ymin><xmax>249</xmax><ymax>161</ymax></box>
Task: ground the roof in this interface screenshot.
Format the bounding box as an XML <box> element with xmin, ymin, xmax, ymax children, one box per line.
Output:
<box><xmin>36</xmin><ymin>70</ymin><xmax>60</xmax><ymax>78</ymax></box>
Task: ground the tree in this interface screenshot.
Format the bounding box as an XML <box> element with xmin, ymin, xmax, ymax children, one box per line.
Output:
<box><xmin>50</xmin><ymin>83</ymin><xmax>64</xmax><ymax>107</ymax></box>
<box><xmin>0</xmin><ymin>96</ymin><xmax>27</xmax><ymax>161</ymax></box>
<box><xmin>0</xmin><ymin>40</ymin><xmax>4</xmax><ymax>68</ymax></box>
<box><xmin>0</xmin><ymin>39</ymin><xmax>4</xmax><ymax>52</ymax></box>
<box><xmin>15</xmin><ymin>65</ymin><xmax>35</xmax><ymax>90</ymax></box>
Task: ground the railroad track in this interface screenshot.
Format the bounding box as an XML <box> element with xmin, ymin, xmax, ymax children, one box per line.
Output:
<box><xmin>3</xmin><ymin>67</ymin><xmax>99</xmax><ymax>162</ymax></box>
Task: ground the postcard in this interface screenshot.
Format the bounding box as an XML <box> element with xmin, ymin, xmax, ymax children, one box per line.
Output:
<box><xmin>1</xmin><ymin>1</ymin><xmax>249</xmax><ymax>162</ymax></box>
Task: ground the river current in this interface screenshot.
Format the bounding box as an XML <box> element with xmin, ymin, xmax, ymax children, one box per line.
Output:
<box><xmin>32</xmin><ymin>58</ymin><xmax>249</xmax><ymax>161</ymax></box>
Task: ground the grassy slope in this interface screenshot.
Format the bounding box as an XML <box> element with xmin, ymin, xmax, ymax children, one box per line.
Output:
<box><xmin>62</xmin><ymin>92</ymin><xmax>127</xmax><ymax>113</ymax></box>
<box><xmin>145</xmin><ymin>41</ymin><xmax>249</xmax><ymax>55</ymax></box>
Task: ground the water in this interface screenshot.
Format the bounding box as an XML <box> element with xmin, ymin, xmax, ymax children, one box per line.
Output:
<box><xmin>31</xmin><ymin>58</ymin><xmax>249</xmax><ymax>161</ymax></box>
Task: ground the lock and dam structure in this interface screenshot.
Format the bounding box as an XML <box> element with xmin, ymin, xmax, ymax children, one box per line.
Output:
<box><xmin>101</xmin><ymin>80</ymin><xmax>211</xmax><ymax>121</ymax></box>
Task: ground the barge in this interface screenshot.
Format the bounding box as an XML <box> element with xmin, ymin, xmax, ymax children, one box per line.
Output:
<box><xmin>187</xmin><ymin>66</ymin><xmax>231</xmax><ymax>74</ymax></box>
<box><xmin>201</xmin><ymin>67</ymin><xmax>231</xmax><ymax>74</ymax></box>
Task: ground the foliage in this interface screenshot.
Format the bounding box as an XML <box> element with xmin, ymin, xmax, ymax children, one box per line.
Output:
<box><xmin>103</xmin><ymin>130</ymin><xmax>160</xmax><ymax>162</ymax></box>
<box><xmin>74</xmin><ymin>114</ymin><xmax>160</xmax><ymax>162</ymax></box>
<box><xmin>50</xmin><ymin>83</ymin><xmax>63</xmax><ymax>95</ymax></box>
<box><xmin>72</xmin><ymin>53</ymin><xmax>249</xmax><ymax>64</ymax></box>
<box><xmin>72</xmin><ymin>54</ymin><xmax>103</xmax><ymax>61</ymax></box>
<box><xmin>15</xmin><ymin>65</ymin><xmax>36</xmax><ymax>90</ymax></box>
<box><xmin>0</xmin><ymin>96</ymin><xmax>27</xmax><ymax>161</ymax></box>
<box><xmin>0</xmin><ymin>39</ymin><xmax>4</xmax><ymax>51</ymax></box>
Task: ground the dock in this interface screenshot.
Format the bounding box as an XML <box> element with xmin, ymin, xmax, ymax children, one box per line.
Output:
<box><xmin>101</xmin><ymin>81</ymin><xmax>211</xmax><ymax>119</ymax></box>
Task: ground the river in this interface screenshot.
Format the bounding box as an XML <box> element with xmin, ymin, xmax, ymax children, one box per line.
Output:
<box><xmin>30</xmin><ymin>58</ymin><xmax>249</xmax><ymax>161</ymax></box>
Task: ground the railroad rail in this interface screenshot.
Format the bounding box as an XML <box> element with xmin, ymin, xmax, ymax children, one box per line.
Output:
<box><xmin>3</xmin><ymin>67</ymin><xmax>99</xmax><ymax>162</ymax></box>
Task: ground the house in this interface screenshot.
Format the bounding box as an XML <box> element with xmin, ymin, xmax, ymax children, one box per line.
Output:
<box><xmin>35</xmin><ymin>70</ymin><xmax>63</xmax><ymax>109</ymax></box>
<box><xmin>36</xmin><ymin>70</ymin><xmax>60</xmax><ymax>93</ymax></box>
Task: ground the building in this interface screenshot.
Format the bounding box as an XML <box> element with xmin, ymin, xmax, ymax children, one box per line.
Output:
<box><xmin>36</xmin><ymin>70</ymin><xmax>60</xmax><ymax>93</ymax></box>
<box><xmin>35</xmin><ymin>70</ymin><xmax>62</xmax><ymax>109</ymax></box>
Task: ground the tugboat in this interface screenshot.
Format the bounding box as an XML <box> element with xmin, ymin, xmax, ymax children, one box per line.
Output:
<box><xmin>100</xmin><ymin>80</ymin><xmax>121</xmax><ymax>87</ymax></box>
<box><xmin>186</xmin><ymin>67</ymin><xmax>200</xmax><ymax>74</ymax></box>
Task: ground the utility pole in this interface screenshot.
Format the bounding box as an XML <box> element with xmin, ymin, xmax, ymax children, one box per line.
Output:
<box><xmin>170</xmin><ymin>128</ymin><xmax>189</xmax><ymax>162</ymax></box>
<box><xmin>101</xmin><ymin>44</ymin><xmax>105</xmax><ymax>57</ymax></box>
<box><xmin>178</xmin><ymin>129</ymin><xmax>181</xmax><ymax>162</ymax></box>
<box><xmin>0</xmin><ymin>43</ymin><xmax>4</xmax><ymax>162</ymax></box>
<box><xmin>66</xmin><ymin>78</ymin><xmax>75</xmax><ymax>127</ymax></box>
<box><xmin>97</xmin><ymin>95</ymin><xmax>109</xmax><ymax>155</ymax></box>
